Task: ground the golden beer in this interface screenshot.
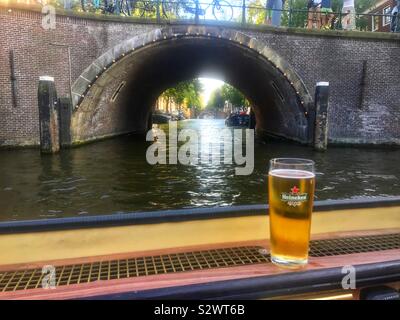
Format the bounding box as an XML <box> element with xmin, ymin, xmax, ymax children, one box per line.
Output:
<box><xmin>268</xmin><ymin>160</ymin><xmax>315</xmax><ymax>267</ymax></box>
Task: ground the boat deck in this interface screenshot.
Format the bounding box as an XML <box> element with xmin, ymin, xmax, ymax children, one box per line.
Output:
<box><xmin>0</xmin><ymin>229</ymin><xmax>399</xmax><ymax>299</ymax></box>
<box><xmin>0</xmin><ymin>198</ymin><xmax>399</xmax><ymax>299</ymax></box>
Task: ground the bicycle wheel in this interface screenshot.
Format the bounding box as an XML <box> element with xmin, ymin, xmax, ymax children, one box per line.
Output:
<box><xmin>175</xmin><ymin>0</ymin><xmax>197</xmax><ymax>20</ymax></box>
<box><xmin>212</xmin><ymin>0</ymin><xmax>233</xmax><ymax>21</ymax></box>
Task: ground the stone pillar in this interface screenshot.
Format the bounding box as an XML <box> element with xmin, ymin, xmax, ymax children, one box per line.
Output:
<box><xmin>58</xmin><ymin>97</ymin><xmax>72</xmax><ymax>147</ymax></box>
<box><xmin>314</xmin><ymin>82</ymin><xmax>330</xmax><ymax>151</ymax></box>
<box><xmin>38</xmin><ymin>76</ymin><xmax>60</xmax><ymax>153</ymax></box>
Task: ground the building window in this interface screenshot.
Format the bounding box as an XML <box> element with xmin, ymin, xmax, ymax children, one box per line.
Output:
<box><xmin>371</xmin><ymin>14</ymin><xmax>379</xmax><ymax>31</ymax></box>
<box><xmin>383</xmin><ymin>6</ymin><xmax>392</xmax><ymax>26</ymax></box>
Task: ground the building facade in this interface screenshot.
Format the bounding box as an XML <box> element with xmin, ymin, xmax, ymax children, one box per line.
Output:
<box><xmin>364</xmin><ymin>0</ymin><xmax>396</xmax><ymax>32</ymax></box>
<box><xmin>155</xmin><ymin>96</ymin><xmax>196</xmax><ymax>119</ymax></box>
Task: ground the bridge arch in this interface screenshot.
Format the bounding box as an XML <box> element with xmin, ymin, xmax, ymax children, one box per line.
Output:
<box><xmin>70</xmin><ymin>25</ymin><xmax>313</xmax><ymax>144</ymax></box>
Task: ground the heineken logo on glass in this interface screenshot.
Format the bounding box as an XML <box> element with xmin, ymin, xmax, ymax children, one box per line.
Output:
<box><xmin>281</xmin><ymin>186</ymin><xmax>308</xmax><ymax>207</ymax></box>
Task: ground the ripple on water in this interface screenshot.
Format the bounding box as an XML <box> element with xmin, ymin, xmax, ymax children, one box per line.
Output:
<box><xmin>51</xmin><ymin>186</ymin><xmax>77</xmax><ymax>193</ymax></box>
<box><xmin>0</xmin><ymin>119</ymin><xmax>399</xmax><ymax>221</ymax></box>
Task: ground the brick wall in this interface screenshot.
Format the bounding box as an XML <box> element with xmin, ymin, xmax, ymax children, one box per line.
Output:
<box><xmin>242</xmin><ymin>30</ymin><xmax>400</xmax><ymax>144</ymax></box>
<box><xmin>0</xmin><ymin>7</ymin><xmax>155</xmax><ymax>146</ymax></box>
<box><xmin>0</xmin><ymin>7</ymin><xmax>399</xmax><ymax>146</ymax></box>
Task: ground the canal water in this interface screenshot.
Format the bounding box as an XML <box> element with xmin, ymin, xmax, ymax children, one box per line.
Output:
<box><xmin>1</xmin><ymin>119</ymin><xmax>399</xmax><ymax>222</ymax></box>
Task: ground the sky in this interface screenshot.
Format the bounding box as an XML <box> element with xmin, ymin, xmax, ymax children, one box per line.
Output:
<box><xmin>199</xmin><ymin>77</ymin><xmax>225</xmax><ymax>105</ymax></box>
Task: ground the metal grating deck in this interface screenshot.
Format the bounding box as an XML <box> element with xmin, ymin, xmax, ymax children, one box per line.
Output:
<box><xmin>309</xmin><ymin>233</ymin><xmax>400</xmax><ymax>257</ymax></box>
<box><xmin>0</xmin><ymin>233</ymin><xmax>399</xmax><ymax>292</ymax></box>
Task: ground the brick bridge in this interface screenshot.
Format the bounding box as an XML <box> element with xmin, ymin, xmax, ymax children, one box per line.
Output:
<box><xmin>1</xmin><ymin>5</ymin><xmax>399</xmax><ymax>147</ymax></box>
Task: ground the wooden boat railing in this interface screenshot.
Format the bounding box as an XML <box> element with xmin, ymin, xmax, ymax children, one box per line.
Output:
<box><xmin>1</xmin><ymin>196</ymin><xmax>399</xmax><ymax>234</ymax></box>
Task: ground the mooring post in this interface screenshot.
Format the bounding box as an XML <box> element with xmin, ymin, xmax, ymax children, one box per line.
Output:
<box><xmin>38</xmin><ymin>76</ymin><xmax>60</xmax><ymax>153</ymax></box>
<box><xmin>58</xmin><ymin>97</ymin><xmax>72</xmax><ymax>148</ymax></box>
<box><xmin>314</xmin><ymin>82</ymin><xmax>329</xmax><ymax>151</ymax></box>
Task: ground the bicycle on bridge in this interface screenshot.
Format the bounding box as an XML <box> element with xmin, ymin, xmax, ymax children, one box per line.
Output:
<box><xmin>175</xmin><ymin>0</ymin><xmax>234</xmax><ymax>21</ymax></box>
<box><xmin>80</xmin><ymin>0</ymin><xmax>234</xmax><ymax>20</ymax></box>
<box><xmin>80</xmin><ymin>0</ymin><xmax>176</xmax><ymax>18</ymax></box>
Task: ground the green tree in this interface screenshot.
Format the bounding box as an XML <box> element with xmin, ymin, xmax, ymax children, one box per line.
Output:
<box><xmin>183</xmin><ymin>79</ymin><xmax>203</xmax><ymax>109</ymax></box>
<box><xmin>206</xmin><ymin>84</ymin><xmax>249</xmax><ymax>113</ymax></box>
<box><xmin>220</xmin><ymin>84</ymin><xmax>249</xmax><ymax>108</ymax></box>
<box><xmin>161</xmin><ymin>79</ymin><xmax>203</xmax><ymax>112</ymax></box>
<box><xmin>247</xmin><ymin>0</ymin><xmax>266</xmax><ymax>25</ymax></box>
<box><xmin>354</xmin><ymin>0</ymin><xmax>377</xmax><ymax>30</ymax></box>
<box><xmin>282</xmin><ymin>0</ymin><xmax>308</xmax><ymax>28</ymax></box>
<box><xmin>206</xmin><ymin>88</ymin><xmax>225</xmax><ymax>113</ymax></box>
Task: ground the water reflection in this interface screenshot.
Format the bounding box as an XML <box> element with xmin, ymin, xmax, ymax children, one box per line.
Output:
<box><xmin>0</xmin><ymin>119</ymin><xmax>399</xmax><ymax>221</ymax></box>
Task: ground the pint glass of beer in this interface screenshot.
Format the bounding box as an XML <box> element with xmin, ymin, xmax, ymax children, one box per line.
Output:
<box><xmin>268</xmin><ymin>158</ymin><xmax>315</xmax><ymax>268</ymax></box>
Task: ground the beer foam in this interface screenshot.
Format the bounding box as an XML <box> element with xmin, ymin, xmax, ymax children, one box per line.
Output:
<box><xmin>269</xmin><ymin>169</ymin><xmax>315</xmax><ymax>179</ymax></box>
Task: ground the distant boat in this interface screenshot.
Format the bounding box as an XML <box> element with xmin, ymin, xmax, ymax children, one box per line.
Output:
<box><xmin>198</xmin><ymin>111</ymin><xmax>215</xmax><ymax>119</ymax></box>
<box><xmin>170</xmin><ymin>112</ymin><xmax>186</xmax><ymax>121</ymax></box>
<box><xmin>225</xmin><ymin>112</ymin><xmax>250</xmax><ymax>127</ymax></box>
<box><xmin>152</xmin><ymin>112</ymin><xmax>171</xmax><ymax>124</ymax></box>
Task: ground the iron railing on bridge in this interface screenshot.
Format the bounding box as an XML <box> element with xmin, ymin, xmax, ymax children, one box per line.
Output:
<box><xmin>14</xmin><ymin>0</ymin><xmax>400</xmax><ymax>32</ymax></box>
